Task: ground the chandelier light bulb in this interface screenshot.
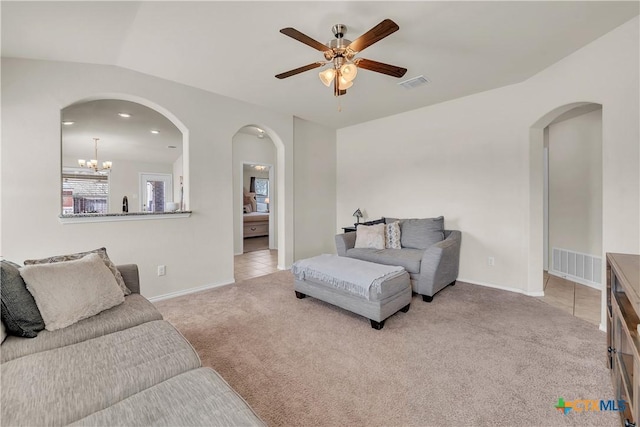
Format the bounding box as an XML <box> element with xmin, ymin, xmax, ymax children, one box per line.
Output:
<box><xmin>340</xmin><ymin>63</ymin><xmax>358</xmax><ymax>82</ymax></box>
<box><xmin>319</xmin><ymin>68</ymin><xmax>336</xmax><ymax>87</ymax></box>
<box><xmin>77</xmin><ymin>138</ymin><xmax>112</xmax><ymax>171</ymax></box>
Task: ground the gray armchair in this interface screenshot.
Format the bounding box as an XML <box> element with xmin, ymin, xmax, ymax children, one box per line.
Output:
<box><xmin>335</xmin><ymin>229</ymin><xmax>461</xmax><ymax>302</ymax></box>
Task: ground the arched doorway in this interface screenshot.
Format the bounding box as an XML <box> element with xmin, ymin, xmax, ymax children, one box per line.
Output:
<box><xmin>232</xmin><ymin>124</ymin><xmax>284</xmax><ymax>281</ymax></box>
<box><xmin>529</xmin><ymin>102</ymin><xmax>604</xmax><ymax>326</ymax></box>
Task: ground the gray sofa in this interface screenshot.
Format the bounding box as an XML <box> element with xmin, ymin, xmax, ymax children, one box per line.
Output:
<box><xmin>1</xmin><ymin>264</ymin><xmax>264</xmax><ymax>426</ymax></box>
<box><xmin>336</xmin><ymin>219</ymin><xmax>461</xmax><ymax>302</ymax></box>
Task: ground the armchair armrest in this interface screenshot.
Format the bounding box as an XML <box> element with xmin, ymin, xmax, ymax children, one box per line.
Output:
<box><xmin>335</xmin><ymin>232</ymin><xmax>357</xmax><ymax>256</ymax></box>
<box><xmin>117</xmin><ymin>264</ymin><xmax>140</xmax><ymax>294</ymax></box>
<box><xmin>418</xmin><ymin>230</ymin><xmax>461</xmax><ymax>296</ymax></box>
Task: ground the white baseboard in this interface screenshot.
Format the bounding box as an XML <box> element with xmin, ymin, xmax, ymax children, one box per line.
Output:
<box><xmin>148</xmin><ymin>279</ymin><xmax>234</xmax><ymax>303</ymax></box>
<box><xmin>457</xmin><ymin>278</ymin><xmax>544</xmax><ymax>297</ymax></box>
<box><xmin>277</xmin><ymin>264</ymin><xmax>290</xmax><ymax>271</ymax></box>
<box><xmin>548</xmin><ymin>270</ymin><xmax>602</xmax><ymax>290</ymax></box>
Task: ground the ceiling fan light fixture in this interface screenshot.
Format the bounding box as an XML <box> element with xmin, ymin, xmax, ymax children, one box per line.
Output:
<box><xmin>338</xmin><ymin>76</ymin><xmax>353</xmax><ymax>90</ymax></box>
<box><xmin>340</xmin><ymin>63</ymin><xmax>357</xmax><ymax>82</ymax></box>
<box><xmin>319</xmin><ymin>68</ymin><xmax>336</xmax><ymax>87</ymax></box>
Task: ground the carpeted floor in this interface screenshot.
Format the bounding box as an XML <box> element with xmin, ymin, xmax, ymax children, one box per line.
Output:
<box><xmin>155</xmin><ymin>271</ymin><xmax>617</xmax><ymax>426</ymax></box>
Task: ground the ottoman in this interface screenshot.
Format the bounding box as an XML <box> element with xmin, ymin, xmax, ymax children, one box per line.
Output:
<box><xmin>292</xmin><ymin>255</ymin><xmax>412</xmax><ymax>330</ymax></box>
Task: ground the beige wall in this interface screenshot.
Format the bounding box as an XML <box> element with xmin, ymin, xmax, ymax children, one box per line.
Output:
<box><xmin>293</xmin><ymin>117</ymin><xmax>337</xmax><ymax>259</ymax></box>
<box><xmin>1</xmin><ymin>57</ymin><xmax>301</xmax><ymax>299</ymax></box>
<box><xmin>548</xmin><ymin>109</ymin><xmax>602</xmax><ymax>259</ymax></box>
<box><xmin>337</xmin><ymin>17</ymin><xmax>639</xmax><ymax>298</ymax></box>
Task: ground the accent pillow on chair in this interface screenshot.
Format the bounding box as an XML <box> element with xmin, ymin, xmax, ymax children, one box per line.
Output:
<box><xmin>20</xmin><ymin>254</ymin><xmax>125</xmax><ymax>331</ymax></box>
<box><xmin>24</xmin><ymin>247</ymin><xmax>130</xmax><ymax>296</ymax></box>
<box><xmin>385</xmin><ymin>222</ymin><xmax>402</xmax><ymax>249</ymax></box>
<box><xmin>0</xmin><ymin>260</ymin><xmax>45</xmax><ymax>338</ymax></box>
<box><xmin>354</xmin><ymin>223</ymin><xmax>385</xmax><ymax>250</ymax></box>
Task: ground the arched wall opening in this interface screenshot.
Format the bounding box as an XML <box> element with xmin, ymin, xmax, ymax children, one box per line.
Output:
<box><xmin>529</xmin><ymin>101</ymin><xmax>604</xmax><ymax>322</ymax></box>
<box><xmin>61</xmin><ymin>93</ymin><xmax>190</xmax><ymax>212</ymax></box>
<box><xmin>232</xmin><ymin>124</ymin><xmax>288</xmax><ymax>270</ymax></box>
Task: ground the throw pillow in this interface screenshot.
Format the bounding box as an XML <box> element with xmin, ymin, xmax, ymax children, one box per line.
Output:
<box><xmin>20</xmin><ymin>253</ymin><xmax>125</xmax><ymax>331</ymax></box>
<box><xmin>354</xmin><ymin>223</ymin><xmax>385</xmax><ymax>250</ymax></box>
<box><xmin>385</xmin><ymin>222</ymin><xmax>402</xmax><ymax>249</ymax></box>
<box><xmin>24</xmin><ymin>247</ymin><xmax>130</xmax><ymax>296</ymax></box>
<box><xmin>0</xmin><ymin>260</ymin><xmax>45</xmax><ymax>338</ymax></box>
<box><xmin>400</xmin><ymin>217</ymin><xmax>445</xmax><ymax>250</ymax></box>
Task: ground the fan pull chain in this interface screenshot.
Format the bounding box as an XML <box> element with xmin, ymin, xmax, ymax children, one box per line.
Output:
<box><xmin>337</xmin><ymin>97</ymin><xmax>342</xmax><ymax>112</ymax></box>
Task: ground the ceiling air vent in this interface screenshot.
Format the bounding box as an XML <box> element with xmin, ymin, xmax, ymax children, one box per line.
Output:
<box><xmin>398</xmin><ymin>75</ymin><xmax>430</xmax><ymax>90</ymax></box>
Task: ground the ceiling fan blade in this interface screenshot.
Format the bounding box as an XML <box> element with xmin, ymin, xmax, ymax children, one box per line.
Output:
<box><xmin>355</xmin><ymin>58</ymin><xmax>407</xmax><ymax>78</ymax></box>
<box><xmin>347</xmin><ymin>19</ymin><xmax>399</xmax><ymax>53</ymax></box>
<box><xmin>280</xmin><ymin>27</ymin><xmax>330</xmax><ymax>52</ymax></box>
<box><xmin>275</xmin><ymin>62</ymin><xmax>324</xmax><ymax>79</ymax></box>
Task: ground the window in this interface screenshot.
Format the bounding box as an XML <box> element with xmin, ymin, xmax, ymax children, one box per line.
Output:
<box><xmin>62</xmin><ymin>169</ymin><xmax>109</xmax><ymax>214</ymax></box>
<box><xmin>255</xmin><ymin>178</ymin><xmax>269</xmax><ymax>212</ymax></box>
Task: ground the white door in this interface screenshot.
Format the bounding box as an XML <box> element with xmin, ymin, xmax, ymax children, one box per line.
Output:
<box><xmin>139</xmin><ymin>173</ymin><xmax>173</xmax><ymax>212</ymax></box>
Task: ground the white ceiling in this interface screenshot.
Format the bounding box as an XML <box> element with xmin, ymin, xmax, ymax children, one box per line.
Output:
<box><xmin>2</xmin><ymin>1</ymin><xmax>638</xmax><ymax>129</ymax></box>
<box><xmin>62</xmin><ymin>99</ymin><xmax>183</xmax><ymax>164</ymax></box>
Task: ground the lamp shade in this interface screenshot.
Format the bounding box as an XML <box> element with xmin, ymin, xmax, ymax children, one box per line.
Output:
<box><xmin>338</xmin><ymin>76</ymin><xmax>353</xmax><ymax>90</ymax></box>
<box><xmin>340</xmin><ymin>63</ymin><xmax>358</xmax><ymax>82</ymax></box>
<box><xmin>319</xmin><ymin>68</ymin><xmax>336</xmax><ymax>87</ymax></box>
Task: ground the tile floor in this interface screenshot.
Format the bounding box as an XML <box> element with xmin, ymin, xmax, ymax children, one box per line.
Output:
<box><xmin>234</xmin><ymin>249</ymin><xmax>279</xmax><ymax>282</ymax></box>
<box><xmin>539</xmin><ymin>271</ymin><xmax>601</xmax><ymax>326</ymax></box>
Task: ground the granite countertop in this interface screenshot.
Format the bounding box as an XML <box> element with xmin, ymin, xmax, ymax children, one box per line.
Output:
<box><xmin>60</xmin><ymin>211</ymin><xmax>192</xmax><ymax>218</ymax></box>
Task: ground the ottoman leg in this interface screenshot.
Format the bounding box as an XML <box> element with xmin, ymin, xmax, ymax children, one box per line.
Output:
<box><xmin>422</xmin><ymin>295</ymin><xmax>433</xmax><ymax>303</ymax></box>
<box><xmin>295</xmin><ymin>291</ymin><xmax>306</xmax><ymax>299</ymax></box>
<box><xmin>400</xmin><ymin>304</ymin><xmax>411</xmax><ymax>313</ymax></box>
<box><xmin>449</xmin><ymin>280</ymin><xmax>456</xmax><ymax>286</ymax></box>
<box><xmin>370</xmin><ymin>319</ymin><xmax>385</xmax><ymax>330</ymax></box>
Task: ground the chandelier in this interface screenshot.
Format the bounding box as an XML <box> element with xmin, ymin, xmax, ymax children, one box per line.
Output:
<box><xmin>78</xmin><ymin>138</ymin><xmax>112</xmax><ymax>172</ymax></box>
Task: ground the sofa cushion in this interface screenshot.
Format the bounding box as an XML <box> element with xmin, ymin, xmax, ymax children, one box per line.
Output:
<box><xmin>0</xmin><ymin>260</ymin><xmax>45</xmax><ymax>338</ymax></box>
<box><xmin>346</xmin><ymin>248</ymin><xmax>424</xmax><ymax>274</ymax></box>
<box><xmin>24</xmin><ymin>247</ymin><xmax>131</xmax><ymax>296</ymax></box>
<box><xmin>1</xmin><ymin>320</ymin><xmax>200</xmax><ymax>426</ymax></box>
<box><xmin>1</xmin><ymin>294</ymin><xmax>162</xmax><ymax>363</ymax></box>
<box><xmin>69</xmin><ymin>368</ymin><xmax>264</xmax><ymax>427</ymax></box>
<box><xmin>386</xmin><ymin>217</ymin><xmax>444</xmax><ymax>249</ymax></box>
<box><xmin>354</xmin><ymin>223</ymin><xmax>385</xmax><ymax>250</ymax></box>
<box><xmin>20</xmin><ymin>254</ymin><xmax>125</xmax><ymax>331</ymax></box>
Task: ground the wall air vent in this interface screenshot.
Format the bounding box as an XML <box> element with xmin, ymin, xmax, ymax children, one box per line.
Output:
<box><xmin>398</xmin><ymin>75</ymin><xmax>430</xmax><ymax>90</ymax></box>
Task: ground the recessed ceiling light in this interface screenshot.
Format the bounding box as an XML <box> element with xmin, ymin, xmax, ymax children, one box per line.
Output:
<box><xmin>62</xmin><ymin>121</ymin><xmax>75</xmax><ymax>126</ymax></box>
<box><xmin>150</xmin><ymin>130</ymin><xmax>160</xmax><ymax>134</ymax></box>
<box><xmin>117</xmin><ymin>112</ymin><xmax>131</xmax><ymax>118</ymax></box>
<box><xmin>167</xmin><ymin>145</ymin><xmax>177</xmax><ymax>149</ymax></box>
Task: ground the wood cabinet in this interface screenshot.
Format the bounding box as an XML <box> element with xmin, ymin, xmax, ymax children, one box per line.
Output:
<box><xmin>244</xmin><ymin>221</ymin><xmax>268</xmax><ymax>238</ymax></box>
<box><xmin>607</xmin><ymin>253</ymin><xmax>640</xmax><ymax>426</ymax></box>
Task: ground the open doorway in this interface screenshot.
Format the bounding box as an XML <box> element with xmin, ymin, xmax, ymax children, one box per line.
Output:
<box><xmin>538</xmin><ymin>103</ymin><xmax>603</xmax><ymax>326</ymax></box>
<box><xmin>232</xmin><ymin>125</ymin><xmax>278</xmax><ymax>282</ymax></box>
<box><xmin>242</xmin><ymin>164</ymin><xmax>273</xmax><ymax>252</ymax></box>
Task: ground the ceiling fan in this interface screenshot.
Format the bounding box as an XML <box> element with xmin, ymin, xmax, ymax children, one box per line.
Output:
<box><xmin>275</xmin><ymin>19</ymin><xmax>407</xmax><ymax>97</ymax></box>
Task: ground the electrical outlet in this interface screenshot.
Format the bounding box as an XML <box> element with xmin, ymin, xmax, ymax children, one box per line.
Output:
<box><xmin>157</xmin><ymin>265</ymin><xmax>166</xmax><ymax>276</ymax></box>
<box><xmin>488</xmin><ymin>257</ymin><xmax>495</xmax><ymax>266</ymax></box>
